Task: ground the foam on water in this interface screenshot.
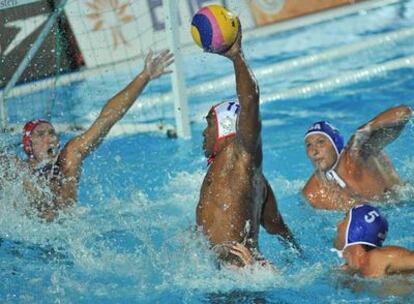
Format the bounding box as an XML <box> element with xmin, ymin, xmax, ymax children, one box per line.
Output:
<box><xmin>0</xmin><ymin>155</ymin><xmax>335</xmax><ymax>302</ymax></box>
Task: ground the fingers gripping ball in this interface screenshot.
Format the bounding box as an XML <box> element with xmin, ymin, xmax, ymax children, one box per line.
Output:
<box><xmin>191</xmin><ymin>5</ymin><xmax>239</xmax><ymax>54</ymax></box>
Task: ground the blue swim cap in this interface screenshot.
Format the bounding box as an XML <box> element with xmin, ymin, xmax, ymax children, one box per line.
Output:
<box><xmin>346</xmin><ymin>204</ymin><xmax>388</xmax><ymax>248</ymax></box>
<box><xmin>305</xmin><ymin>121</ymin><xmax>344</xmax><ymax>156</ymax></box>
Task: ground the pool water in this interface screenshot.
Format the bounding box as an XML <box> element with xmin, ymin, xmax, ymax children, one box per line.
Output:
<box><xmin>1</xmin><ymin>1</ymin><xmax>414</xmax><ymax>303</ymax></box>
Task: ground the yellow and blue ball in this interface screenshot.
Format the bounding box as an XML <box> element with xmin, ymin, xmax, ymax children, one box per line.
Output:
<box><xmin>191</xmin><ymin>5</ymin><xmax>240</xmax><ymax>54</ymax></box>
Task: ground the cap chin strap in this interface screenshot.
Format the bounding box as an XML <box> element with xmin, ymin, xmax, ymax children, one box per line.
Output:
<box><xmin>207</xmin><ymin>153</ymin><xmax>216</xmax><ymax>166</ymax></box>
<box><xmin>325</xmin><ymin>169</ymin><xmax>346</xmax><ymax>189</ymax></box>
<box><xmin>324</xmin><ymin>151</ymin><xmax>347</xmax><ymax>189</ymax></box>
<box><xmin>330</xmin><ymin>248</ymin><xmax>344</xmax><ymax>259</ymax></box>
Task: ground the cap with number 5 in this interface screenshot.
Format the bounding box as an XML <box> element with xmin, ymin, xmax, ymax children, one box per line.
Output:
<box><xmin>345</xmin><ymin>204</ymin><xmax>388</xmax><ymax>248</ymax></box>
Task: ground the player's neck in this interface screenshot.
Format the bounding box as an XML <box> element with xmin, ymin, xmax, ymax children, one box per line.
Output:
<box><xmin>218</xmin><ymin>138</ymin><xmax>235</xmax><ymax>154</ymax></box>
<box><xmin>208</xmin><ymin>139</ymin><xmax>234</xmax><ymax>166</ymax></box>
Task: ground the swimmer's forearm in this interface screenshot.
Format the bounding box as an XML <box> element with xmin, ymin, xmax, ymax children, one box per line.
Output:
<box><xmin>105</xmin><ymin>49</ymin><xmax>172</xmax><ymax>118</ymax></box>
<box><xmin>352</xmin><ymin>105</ymin><xmax>412</xmax><ymax>155</ymax></box>
<box><xmin>363</xmin><ymin>105</ymin><xmax>412</xmax><ymax>131</ymax></box>
<box><xmin>264</xmin><ymin>211</ymin><xmax>302</xmax><ymax>251</ymax></box>
<box><xmin>68</xmin><ymin>71</ymin><xmax>151</xmax><ymax>158</ymax></box>
<box><xmin>232</xmin><ymin>53</ymin><xmax>261</xmax><ymax>152</ymax></box>
<box><xmin>233</xmin><ymin>53</ymin><xmax>259</xmax><ymax>106</ymax></box>
<box><xmin>99</xmin><ymin>71</ymin><xmax>150</xmax><ymax>121</ymax></box>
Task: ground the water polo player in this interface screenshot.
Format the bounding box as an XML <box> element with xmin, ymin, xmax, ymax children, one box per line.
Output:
<box><xmin>303</xmin><ymin>105</ymin><xmax>412</xmax><ymax>210</ymax></box>
<box><xmin>334</xmin><ymin>204</ymin><xmax>414</xmax><ymax>277</ymax></box>
<box><xmin>4</xmin><ymin>50</ymin><xmax>174</xmax><ymax>221</ymax></box>
<box><xmin>196</xmin><ymin>19</ymin><xmax>299</xmax><ymax>268</ymax></box>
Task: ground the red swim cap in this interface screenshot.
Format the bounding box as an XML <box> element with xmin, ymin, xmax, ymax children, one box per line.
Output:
<box><xmin>22</xmin><ymin>119</ymin><xmax>50</xmax><ymax>158</ymax></box>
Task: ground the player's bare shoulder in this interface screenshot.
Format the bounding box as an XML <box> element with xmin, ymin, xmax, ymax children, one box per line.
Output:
<box><xmin>302</xmin><ymin>174</ymin><xmax>321</xmax><ymax>202</ymax></box>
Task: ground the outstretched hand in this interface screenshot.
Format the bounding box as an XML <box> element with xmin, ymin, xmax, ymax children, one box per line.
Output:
<box><xmin>144</xmin><ymin>49</ymin><xmax>174</xmax><ymax>80</ymax></box>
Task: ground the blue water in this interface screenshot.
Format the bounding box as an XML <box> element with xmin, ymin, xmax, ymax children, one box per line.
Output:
<box><xmin>2</xmin><ymin>1</ymin><xmax>414</xmax><ymax>303</ymax></box>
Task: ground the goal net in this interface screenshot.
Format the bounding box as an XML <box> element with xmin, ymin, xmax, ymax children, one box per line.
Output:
<box><xmin>0</xmin><ymin>0</ymin><xmax>200</xmax><ymax>138</ymax></box>
<box><xmin>2</xmin><ymin>0</ymin><xmax>391</xmax><ymax>142</ymax></box>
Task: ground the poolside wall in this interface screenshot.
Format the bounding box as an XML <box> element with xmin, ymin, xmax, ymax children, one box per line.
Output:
<box><xmin>249</xmin><ymin>0</ymin><xmax>365</xmax><ymax>26</ymax></box>
<box><xmin>0</xmin><ymin>0</ymin><xmax>370</xmax><ymax>88</ymax></box>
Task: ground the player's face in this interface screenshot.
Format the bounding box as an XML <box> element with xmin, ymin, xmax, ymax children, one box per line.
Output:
<box><xmin>305</xmin><ymin>134</ymin><xmax>337</xmax><ymax>171</ymax></box>
<box><xmin>202</xmin><ymin>111</ymin><xmax>217</xmax><ymax>158</ymax></box>
<box><xmin>334</xmin><ymin>214</ymin><xmax>349</xmax><ymax>250</ymax></box>
<box><xmin>31</xmin><ymin>123</ymin><xmax>60</xmax><ymax>162</ymax></box>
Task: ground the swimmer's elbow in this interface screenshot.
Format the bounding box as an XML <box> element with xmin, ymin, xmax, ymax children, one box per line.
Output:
<box><xmin>384</xmin><ymin>105</ymin><xmax>412</xmax><ymax>126</ymax></box>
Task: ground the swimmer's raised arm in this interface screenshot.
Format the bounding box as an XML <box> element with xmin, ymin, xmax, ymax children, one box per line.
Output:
<box><xmin>349</xmin><ymin>105</ymin><xmax>412</xmax><ymax>159</ymax></box>
<box><xmin>62</xmin><ymin>50</ymin><xmax>174</xmax><ymax>164</ymax></box>
<box><xmin>222</xmin><ymin>24</ymin><xmax>261</xmax><ymax>158</ymax></box>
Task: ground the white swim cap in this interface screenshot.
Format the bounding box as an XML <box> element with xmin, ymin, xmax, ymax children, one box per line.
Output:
<box><xmin>211</xmin><ymin>100</ymin><xmax>240</xmax><ymax>140</ymax></box>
